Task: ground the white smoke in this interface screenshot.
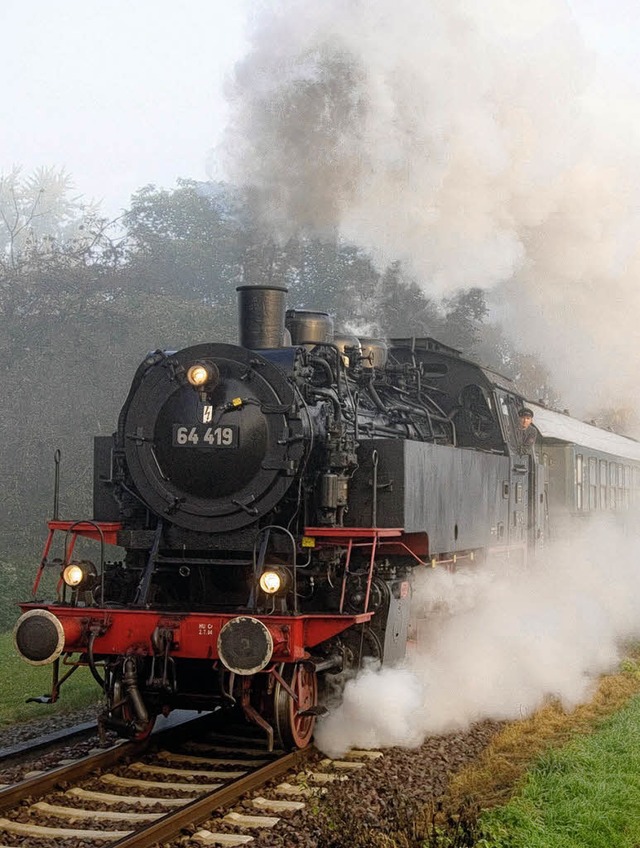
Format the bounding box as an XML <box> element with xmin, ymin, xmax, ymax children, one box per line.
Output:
<box><xmin>220</xmin><ymin>8</ymin><xmax>640</xmax><ymax>749</ymax></box>
<box><xmin>220</xmin><ymin>0</ymin><xmax>640</xmax><ymax>418</ymax></box>
<box><xmin>314</xmin><ymin>520</ymin><xmax>640</xmax><ymax>758</ymax></box>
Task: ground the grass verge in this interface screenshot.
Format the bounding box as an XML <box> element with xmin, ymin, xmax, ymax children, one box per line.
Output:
<box><xmin>0</xmin><ymin>630</ymin><xmax>100</xmax><ymax>731</ymax></box>
<box><xmin>476</xmin><ymin>693</ymin><xmax>640</xmax><ymax>847</ymax></box>
<box><xmin>423</xmin><ymin>651</ymin><xmax>640</xmax><ymax>847</ymax></box>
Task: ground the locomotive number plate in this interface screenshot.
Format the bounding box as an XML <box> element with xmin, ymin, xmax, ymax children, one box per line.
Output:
<box><xmin>172</xmin><ymin>424</ymin><xmax>238</xmax><ymax>448</ymax></box>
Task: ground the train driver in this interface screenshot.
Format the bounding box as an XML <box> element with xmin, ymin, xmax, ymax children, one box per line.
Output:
<box><xmin>517</xmin><ymin>407</ymin><xmax>537</xmax><ymax>453</ymax></box>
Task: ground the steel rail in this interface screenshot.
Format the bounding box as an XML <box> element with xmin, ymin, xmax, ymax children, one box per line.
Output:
<box><xmin>0</xmin><ymin>738</ymin><xmax>148</xmax><ymax>812</ymax></box>
<box><xmin>109</xmin><ymin>749</ymin><xmax>308</xmax><ymax>848</ymax></box>
<box><xmin>0</xmin><ymin>713</ymin><xmax>218</xmax><ymax>811</ymax></box>
<box><xmin>0</xmin><ymin>721</ymin><xmax>98</xmax><ymax>765</ymax></box>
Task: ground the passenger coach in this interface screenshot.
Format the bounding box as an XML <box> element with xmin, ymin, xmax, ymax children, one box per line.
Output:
<box><xmin>531</xmin><ymin>402</ymin><xmax>640</xmax><ymax>532</ymax></box>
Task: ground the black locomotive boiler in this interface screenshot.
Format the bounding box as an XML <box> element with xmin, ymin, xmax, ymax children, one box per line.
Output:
<box><xmin>14</xmin><ymin>285</ymin><xmax>640</xmax><ymax>748</ymax></box>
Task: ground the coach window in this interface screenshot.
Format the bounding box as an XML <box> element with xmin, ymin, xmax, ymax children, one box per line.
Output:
<box><xmin>624</xmin><ymin>466</ymin><xmax>631</xmax><ymax>508</ymax></box>
<box><xmin>600</xmin><ymin>460</ymin><xmax>608</xmax><ymax>509</ymax></box>
<box><xmin>575</xmin><ymin>454</ymin><xmax>583</xmax><ymax>510</ymax></box>
<box><xmin>617</xmin><ymin>465</ymin><xmax>624</xmax><ymax>508</ymax></box>
<box><xmin>608</xmin><ymin>464</ymin><xmax>616</xmax><ymax>509</ymax></box>
<box><xmin>588</xmin><ymin>457</ymin><xmax>597</xmax><ymax>510</ymax></box>
<box><xmin>609</xmin><ymin>463</ymin><xmax>617</xmax><ymax>509</ymax></box>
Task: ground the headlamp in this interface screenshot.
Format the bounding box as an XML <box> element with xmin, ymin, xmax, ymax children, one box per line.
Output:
<box><xmin>186</xmin><ymin>361</ymin><xmax>219</xmax><ymax>390</ymax></box>
<box><xmin>62</xmin><ymin>560</ymin><xmax>96</xmax><ymax>589</ymax></box>
<box><xmin>259</xmin><ymin>569</ymin><xmax>285</xmax><ymax>595</ymax></box>
<box><xmin>187</xmin><ymin>363</ymin><xmax>211</xmax><ymax>387</ymax></box>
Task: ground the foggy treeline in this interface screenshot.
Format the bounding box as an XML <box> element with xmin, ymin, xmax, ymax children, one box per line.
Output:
<box><xmin>0</xmin><ymin>166</ymin><xmax>584</xmax><ymax>628</ymax></box>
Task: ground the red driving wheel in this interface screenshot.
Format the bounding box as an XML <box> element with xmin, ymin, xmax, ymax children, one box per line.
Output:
<box><xmin>274</xmin><ymin>662</ymin><xmax>318</xmax><ymax>750</ymax></box>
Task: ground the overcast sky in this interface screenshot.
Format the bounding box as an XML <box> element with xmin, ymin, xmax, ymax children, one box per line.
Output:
<box><xmin>0</xmin><ymin>0</ymin><xmax>248</xmax><ymax>216</ymax></box>
<box><xmin>0</xmin><ymin>0</ymin><xmax>638</xmax><ymax>219</ymax></box>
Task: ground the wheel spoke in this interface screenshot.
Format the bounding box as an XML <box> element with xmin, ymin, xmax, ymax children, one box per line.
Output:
<box><xmin>274</xmin><ymin>663</ymin><xmax>318</xmax><ymax>750</ymax></box>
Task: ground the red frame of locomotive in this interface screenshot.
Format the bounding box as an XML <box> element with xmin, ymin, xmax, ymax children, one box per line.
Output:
<box><xmin>20</xmin><ymin>520</ymin><xmax>425</xmax><ymax>664</ymax></box>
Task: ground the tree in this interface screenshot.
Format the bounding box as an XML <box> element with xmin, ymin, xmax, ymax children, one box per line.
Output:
<box><xmin>0</xmin><ymin>168</ymin><xmax>124</xmax><ymax>535</ymax></box>
<box><xmin>474</xmin><ymin>322</ymin><xmax>562</xmax><ymax>407</ymax></box>
<box><xmin>124</xmin><ymin>180</ymin><xmax>283</xmax><ymax>341</ymax></box>
<box><xmin>439</xmin><ymin>288</ymin><xmax>488</xmax><ymax>352</ymax></box>
<box><xmin>586</xmin><ymin>406</ymin><xmax>639</xmax><ymax>435</ymax></box>
<box><xmin>0</xmin><ymin>172</ymin><xmax>232</xmax><ymax>629</ymax></box>
<box><xmin>0</xmin><ymin>167</ymin><xmax>127</xmax><ymax>358</ymax></box>
<box><xmin>0</xmin><ymin>166</ymin><xmax>98</xmax><ymax>262</ymax></box>
<box><xmin>124</xmin><ymin>181</ymin><xmax>390</xmax><ymax>336</ymax></box>
<box><xmin>369</xmin><ymin>262</ymin><xmax>441</xmax><ymax>338</ymax></box>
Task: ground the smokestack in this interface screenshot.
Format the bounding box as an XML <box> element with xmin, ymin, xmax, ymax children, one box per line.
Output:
<box><xmin>236</xmin><ymin>285</ymin><xmax>288</xmax><ymax>349</ymax></box>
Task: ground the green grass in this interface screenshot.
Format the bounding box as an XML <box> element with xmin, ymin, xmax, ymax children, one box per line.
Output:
<box><xmin>477</xmin><ymin>694</ymin><xmax>640</xmax><ymax>848</ymax></box>
<box><xmin>0</xmin><ymin>630</ymin><xmax>101</xmax><ymax>732</ymax></box>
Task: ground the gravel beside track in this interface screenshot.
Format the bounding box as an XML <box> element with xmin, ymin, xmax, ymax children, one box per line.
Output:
<box><xmin>0</xmin><ymin>706</ymin><xmax>101</xmax><ymax>748</ymax></box>
<box><xmin>0</xmin><ymin>707</ymin><xmax>108</xmax><ymax>785</ymax></box>
<box><xmin>1</xmin><ymin>708</ymin><xmax>503</xmax><ymax>847</ymax></box>
<box><xmin>232</xmin><ymin>719</ymin><xmax>503</xmax><ymax>848</ymax></box>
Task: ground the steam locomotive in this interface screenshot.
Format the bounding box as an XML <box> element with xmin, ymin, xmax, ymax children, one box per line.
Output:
<box><xmin>14</xmin><ymin>285</ymin><xmax>640</xmax><ymax>749</ymax></box>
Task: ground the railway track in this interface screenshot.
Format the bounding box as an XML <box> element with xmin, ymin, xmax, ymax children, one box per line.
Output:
<box><xmin>0</xmin><ymin>720</ymin><xmax>100</xmax><ymax>766</ymax></box>
<box><xmin>0</xmin><ymin>719</ymin><xmax>380</xmax><ymax>847</ymax></box>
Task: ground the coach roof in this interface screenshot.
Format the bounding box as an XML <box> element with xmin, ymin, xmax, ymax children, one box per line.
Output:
<box><xmin>528</xmin><ymin>402</ymin><xmax>640</xmax><ymax>462</ymax></box>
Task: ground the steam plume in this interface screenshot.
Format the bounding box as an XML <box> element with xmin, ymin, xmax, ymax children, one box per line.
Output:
<box><xmin>314</xmin><ymin>522</ymin><xmax>640</xmax><ymax>757</ymax></box>
<box><xmin>220</xmin><ymin>0</ymin><xmax>640</xmax><ymax>417</ymax></box>
<box><xmin>217</xmin><ymin>2</ymin><xmax>640</xmax><ymax>754</ymax></box>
